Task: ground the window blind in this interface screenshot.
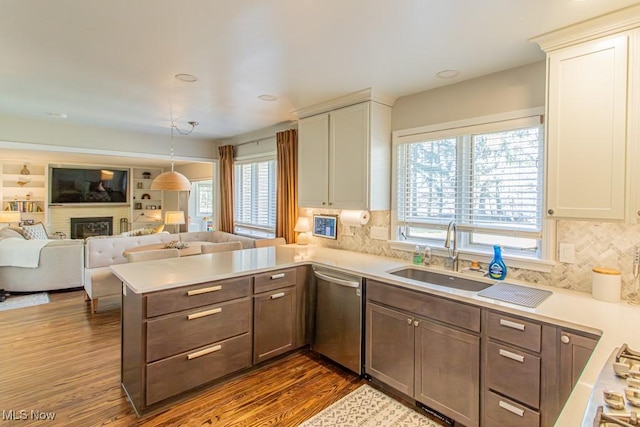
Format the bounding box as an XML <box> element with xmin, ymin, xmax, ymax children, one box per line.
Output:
<box><xmin>396</xmin><ymin>121</ymin><xmax>543</xmax><ymax>240</ymax></box>
<box><xmin>234</xmin><ymin>158</ymin><xmax>276</xmax><ymax>232</ymax></box>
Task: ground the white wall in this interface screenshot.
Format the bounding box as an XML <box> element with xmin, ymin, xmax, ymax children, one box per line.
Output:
<box><xmin>175</xmin><ymin>163</ymin><xmax>214</xmax><ymax>181</ymax></box>
<box><xmin>0</xmin><ymin>114</ymin><xmax>218</xmax><ymax>161</ymax></box>
<box><xmin>392</xmin><ymin>61</ymin><xmax>546</xmax><ymax>131</ymax></box>
<box><xmin>218</xmin><ymin>121</ymin><xmax>296</xmax><ymax>158</ymax></box>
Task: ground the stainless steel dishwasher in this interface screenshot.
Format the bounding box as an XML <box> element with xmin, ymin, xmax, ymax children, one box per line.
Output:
<box><xmin>312</xmin><ymin>266</ymin><xmax>363</xmax><ymax>375</ymax></box>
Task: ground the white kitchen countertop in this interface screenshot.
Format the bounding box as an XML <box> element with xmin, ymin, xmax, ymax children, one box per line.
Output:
<box><xmin>111</xmin><ymin>245</ymin><xmax>640</xmax><ymax>426</ymax></box>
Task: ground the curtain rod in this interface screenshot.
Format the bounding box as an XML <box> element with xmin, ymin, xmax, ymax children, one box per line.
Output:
<box><xmin>234</xmin><ymin>136</ymin><xmax>274</xmax><ymax>148</ymax></box>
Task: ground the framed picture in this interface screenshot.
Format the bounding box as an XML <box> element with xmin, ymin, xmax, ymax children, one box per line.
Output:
<box><xmin>312</xmin><ymin>215</ymin><xmax>338</xmax><ymax>239</ymax></box>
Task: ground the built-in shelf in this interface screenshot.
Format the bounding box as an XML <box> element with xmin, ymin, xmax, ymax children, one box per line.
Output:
<box><xmin>1</xmin><ymin>162</ymin><xmax>47</xmax><ymax>224</ymax></box>
<box><xmin>131</xmin><ymin>168</ymin><xmax>164</xmax><ymax>229</ymax></box>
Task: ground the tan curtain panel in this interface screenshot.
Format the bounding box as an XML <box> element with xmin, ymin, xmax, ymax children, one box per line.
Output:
<box><xmin>276</xmin><ymin>129</ymin><xmax>298</xmax><ymax>243</ymax></box>
<box><xmin>218</xmin><ymin>145</ymin><xmax>235</xmax><ymax>233</ymax></box>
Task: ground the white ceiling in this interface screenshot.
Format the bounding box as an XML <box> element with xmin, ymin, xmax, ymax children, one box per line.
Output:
<box><xmin>1</xmin><ymin>0</ymin><xmax>638</xmax><ymax>141</ymax></box>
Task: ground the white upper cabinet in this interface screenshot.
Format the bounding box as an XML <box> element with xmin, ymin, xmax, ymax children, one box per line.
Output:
<box><xmin>298</xmin><ymin>113</ymin><xmax>330</xmax><ymax>208</ymax></box>
<box><xmin>546</xmin><ymin>34</ymin><xmax>628</xmax><ymax>220</ymax></box>
<box><xmin>297</xmin><ymin>91</ymin><xmax>392</xmax><ymax>211</ymax></box>
<box><xmin>328</xmin><ymin>102</ymin><xmax>370</xmax><ymax>209</ymax></box>
<box><xmin>533</xmin><ymin>5</ymin><xmax>640</xmax><ymax>222</ymax></box>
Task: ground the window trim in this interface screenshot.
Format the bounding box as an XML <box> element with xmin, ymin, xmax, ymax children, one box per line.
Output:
<box><xmin>391</xmin><ymin>107</ymin><xmax>555</xmax><ymax>272</ymax></box>
<box><xmin>192</xmin><ymin>179</ymin><xmax>214</xmax><ymax>218</ymax></box>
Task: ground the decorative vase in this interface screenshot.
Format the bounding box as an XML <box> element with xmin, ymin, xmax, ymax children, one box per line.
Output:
<box><xmin>20</xmin><ymin>164</ymin><xmax>30</xmax><ymax>175</ymax></box>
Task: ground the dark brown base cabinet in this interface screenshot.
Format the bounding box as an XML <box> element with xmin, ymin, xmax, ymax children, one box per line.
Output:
<box><xmin>366</xmin><ymin>280</ymin><xmax>481</xmax><ymax>427</ymax></box>
<box><xmin>121</xmin><ymin>266</ymin><xmax>310</xmax><ymax>415</ymax></box>
<box><xmin>365</xmin><ymin>280</ymin><xmax>599</xmax><ymax>427</ymax></box>
<box><xmin>253</xmin><ymin>268</ymin><xmax>299</xmax><ymax>364</ymax></box>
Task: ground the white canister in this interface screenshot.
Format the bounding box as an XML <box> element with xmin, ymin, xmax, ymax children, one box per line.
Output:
<box><xmin>592</xmin><ymin>267</ymin><xmax>622</xmax><ymax>303</ymax></box>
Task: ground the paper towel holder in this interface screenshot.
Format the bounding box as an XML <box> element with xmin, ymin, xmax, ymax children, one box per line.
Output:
<box><xmin>340</xmin><ymin>210</ymin><xmax>370</xmax><ymax>236</ymax></box>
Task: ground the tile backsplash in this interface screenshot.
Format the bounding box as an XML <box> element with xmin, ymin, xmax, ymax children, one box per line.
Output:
<box><xmin>301</xmin><ymin>208</ymin><xmax>640</xmax><ymax>301</ymax></box>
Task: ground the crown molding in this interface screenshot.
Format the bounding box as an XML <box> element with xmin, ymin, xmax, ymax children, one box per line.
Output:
<box><xmin>531</xmin><ymin>3</ymin><xmax>640</xmax><ymax>52</ymax></box>
<box><xmin>292</xmin><ymin>88</ymin><xmax>396</xmax><ymax>119</ymax></box>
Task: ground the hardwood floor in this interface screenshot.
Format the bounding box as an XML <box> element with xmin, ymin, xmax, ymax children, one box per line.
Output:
<box><xmin>0</xmin><ymin>291</ymin><xmax>365</xmax><ymax>426</ymax></box>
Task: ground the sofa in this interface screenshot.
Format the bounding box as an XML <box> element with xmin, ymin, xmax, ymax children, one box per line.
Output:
<box><xmin>178</xmin><ymin>231</ymin><xmax>256</xmax><ymax>249</ymax></box>
<box><xmin>84</xmin><ymin>230</ymin><xmax>255</xmax><ymax>312</ymax></box>
<box><xmin>0</xmin><ymin>227</ymin><xmax>84</xmax><ymax>293</ymax></box>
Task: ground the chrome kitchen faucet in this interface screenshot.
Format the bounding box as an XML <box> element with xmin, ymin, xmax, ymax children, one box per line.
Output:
<box><xmin>444</xmin><ymin>221</ymin><xmax>459</xmax><ymax>272</ymax></box>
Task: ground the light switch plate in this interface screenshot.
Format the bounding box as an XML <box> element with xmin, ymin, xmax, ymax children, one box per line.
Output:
<box><xmin>559</xmin><ymin>243</ymin><xmax>575</xmax><ymax>264</ymax></box>
<box><xmin>370</xmin><ymin>226</ymin><xmax>388</xmax><ymax>241</ymax></box>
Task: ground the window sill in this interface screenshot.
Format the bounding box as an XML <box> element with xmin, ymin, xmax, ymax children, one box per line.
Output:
<box><xmin>388</xmin><ymin>240</ymin><xmax>555</xmax><ymax>273</ymax></box>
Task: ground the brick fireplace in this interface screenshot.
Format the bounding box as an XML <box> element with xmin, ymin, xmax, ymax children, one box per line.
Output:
<box><xmin>70</xmin><ymin>216</ymin><xmax>113</xmax><ymax>239</ymax></box>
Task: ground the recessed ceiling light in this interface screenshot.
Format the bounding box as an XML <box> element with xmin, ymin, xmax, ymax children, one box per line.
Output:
<box><xmin>258</xmin><ymin>94</ymin><xmax>277</xmax><ymax>102</ymax></box>
<box><xmin>47</xmin><ymin>112</ymin><xmax>67</xmax><ymax>119</ymax></box>
<box><xmin>436</xmin><ymin>70</ymin><xmax>460</xmax><ymax>79</ymax></box>
<box><xmin>175</xmin><ymin>74</ymin><xmax>197</xmax><ymax>83</ymax></box>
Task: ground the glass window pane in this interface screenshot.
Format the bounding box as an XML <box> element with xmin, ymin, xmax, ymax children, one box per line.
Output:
<box><xmin>395</xmin><ymin>121</ymin><xmax>544</xmax><ymax>256</ymax></box>
<box><xmin>234</xmin><ymin>158</ymin><xmax>276</xmax><ymax>234</ymax></box>
<box><xmin>470</xmin><ymin>127</ymin><xmax>542</xmax><ymax>232</ymax></box>
<box><xmin>400</xmin><ymin>138</ymin><xmax>457</xmax><ymax>224</ymax></box>
<box><xmin>470</xmin><ymin>232</ymin><xmax>539</xmax><ymax>253</ymax></box>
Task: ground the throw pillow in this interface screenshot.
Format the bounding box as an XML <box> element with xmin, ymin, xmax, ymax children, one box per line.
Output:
<box><xmin>121</xmin><ymin>228</ymin><xmax>144</xmax><ymax>237</ymax></box>
<box><xmin>0</xmin><ymin>227</ymin><xmax>25</xmax><ymax>239</ymax></box>
<box><xmin>22</xmin><ymin>222</ymin><xmax>49</xmax><ymax>240</ymax></box>
<box><xmin>151</xmin><ymin>224</ymin><xmax>165</xmax><ymax>234</ymax></box>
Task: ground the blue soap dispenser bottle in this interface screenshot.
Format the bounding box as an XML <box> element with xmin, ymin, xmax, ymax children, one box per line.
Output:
<box><xmin>488</xmin><ymin>245</ymin><xmax>507</xmax><ymax>280</ymax></box>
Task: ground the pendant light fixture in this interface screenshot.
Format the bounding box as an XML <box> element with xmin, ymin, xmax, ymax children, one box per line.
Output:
<box><xmin>150</xmin><ymin>121</ymin><xmax>198</xmax><ymax>191</ymax></box>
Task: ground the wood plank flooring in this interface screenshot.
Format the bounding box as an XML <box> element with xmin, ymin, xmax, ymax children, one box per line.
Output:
<box><xmin>0</xmin><ymin>291</ymin><xmax>365</xmax><ymax>426</ymax></box>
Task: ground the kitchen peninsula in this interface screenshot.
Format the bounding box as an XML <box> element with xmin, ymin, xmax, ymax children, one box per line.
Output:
<box><xmin>111</xmin><ymin>245</ymin><xmax>640</xmax><ymax>426</ymax></box>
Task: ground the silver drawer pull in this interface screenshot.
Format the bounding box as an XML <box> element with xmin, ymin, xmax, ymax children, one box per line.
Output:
<box><xmin>270</xmin><ymin>292</ymin><xmax>285</xmax><ymax>299</ymax></box>
<box><xmin>270</xmin><ymin>273</ymin><xmax>285</xmax><ymax>280</ymax></box>
<box><xmin>187</xmin><ymin>285</ymin><xmax>222</xmax><ymax>296</ymax></box>
<box><xmin>187</xmin><ymin>307</ymin><xmax>222</xmax><ymax>320</ymax></box>
<box><xmin>499</xmin><ymin>319</ymin><xmax>525</xmax><ymax>331</ymax></box>
<box><xmin>499</xmin><ymin>400</ymin><xmax>524</xmax><ymax>417</ymax></box>
<box><xmin>187</xmin><ymin>344</ymin><xmax>222</xmax><ymax>360</ymax></box>
<box><xmin>499</xmin><ymin>349</ymin><xmax>525</xmax><ymax>363</ymax></box>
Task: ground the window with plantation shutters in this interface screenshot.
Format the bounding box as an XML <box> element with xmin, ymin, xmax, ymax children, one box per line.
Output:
<box><xmin>234</xmin><ymin>158</ymin><xmax>276</xmax><ymax>238</ymax></box>
<box><xmin>394</xmin><ymin>112</ymin><xmax>544</xmax><ymax>258</ymax></box>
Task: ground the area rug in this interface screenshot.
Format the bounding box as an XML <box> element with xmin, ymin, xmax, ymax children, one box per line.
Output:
<box><xmin>298</xmin><ymin>385</ymin><xmax>443</xmax><ymax>427</ymax></box>
<box><xmin>0</xmin><ymin>292</ymin><xmax>49</xmax><ymax>312</ymax></box>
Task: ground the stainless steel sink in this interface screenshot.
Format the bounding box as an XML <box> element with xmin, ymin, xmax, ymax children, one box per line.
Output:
<box><xmin>388</xmin><ymin>267</ymin><xmax>492</xmax><ymax>292</ymax></box>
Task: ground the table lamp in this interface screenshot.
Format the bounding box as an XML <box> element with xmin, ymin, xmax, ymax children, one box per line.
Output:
<box><xmin>164</xmin><ymin>211</ymin><xmax>185</xmax><ymax>234</ymax></box>
<box><xmin>0</xmin><ymin>211</ymin><xmax>21</xmax><ymax>227</ymax></box>
<box><xmin>294</xmin><ymin>217</ymin><xmax>311</xmax><ymax>245</ymax></box>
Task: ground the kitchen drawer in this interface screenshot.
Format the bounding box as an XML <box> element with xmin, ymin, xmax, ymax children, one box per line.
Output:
<box><xmin>146</xmin><ymin>333</ymin><xmax>251</xmax><ymax>406</ymax></box>
<box><xmin>254</xmin><ymin>268</ymin><xmax>297</xmax><ymax>294</ymax></box>
<box><xmin>486</xmin><ymin>341</ymin><xmax>541</xmax><ymax>408</ymax></box>
<box><xmin>367</xmin><ymin>280</ymin><xmax>480</xmax><ymax>333</ymax></box>
<box><xmin>484</xmin><ymin>390</ymin><xmax>540</xmax><ymax>427</ymax></box>
<box><xmin>146</xmin><ymin>297</ymin><xmax>251</xmax><ymax>363</ymax></box>
<box><xmin>487</xmin><ymin>311</ymin><xmax>542</xmax><ymax>352</ymax></box>
<box><xmin>145</xmin><ymin>276</ymin><xmax>251</xmax><ymax>318</ymax></box>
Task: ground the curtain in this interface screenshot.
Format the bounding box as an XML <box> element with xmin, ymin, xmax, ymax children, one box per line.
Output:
<box><xmin>218</xmin><ymin>145</ymin><xmax>235</xmax><ymax>233</ymax></box>
<box><xmin>179</xmin><ymin>190</ymin><xmax>189</xmax><ymax>232</ymax></box>
<box><xmin>276</xmin><ymin>129</ymin><xmax>298</xmax><ymax>243</ymax></box>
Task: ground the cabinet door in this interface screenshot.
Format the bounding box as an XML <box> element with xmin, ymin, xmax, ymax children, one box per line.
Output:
<box><xmin>558</xmin><ymin>330</ymin><xmax>597</xmax><ymax>402</ymax></box>
<box><xmin>329</xmin><ymin>102</ymin><xmax>369</xmax><ymax>209</ymax></box>
<box><xmin>365</xmin><ymin>302</ymin><xmax>415</xmax><ymax>396</ymax></box>
<box><xmin>298</xmin><ymin>113</ymin><xmax>330</xmax><ymax>208</ymax></box>
<box><xmin>546</xmin><ymin>34</ymin><xmax>628</xmax><ymax>220</ymax></box>
<box><xmin>253</xmin><ymin>286</ymin><xmax>297</xmax><ymax>364</ymax></box>
<box><xmin>415</xmin><ymin>319</ymin><xmax>480</xmax><ymax>427</ymax></box>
